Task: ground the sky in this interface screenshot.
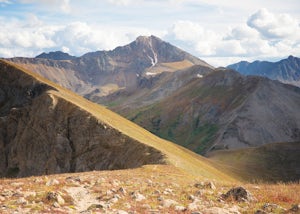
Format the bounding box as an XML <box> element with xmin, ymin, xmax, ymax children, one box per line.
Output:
<box><xmin>0</xmin><ymin>0</ymin><xmax>299</xmax><ymax>67</ymax></box>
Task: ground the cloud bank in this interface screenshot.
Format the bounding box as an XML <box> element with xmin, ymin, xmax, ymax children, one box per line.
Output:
<box><xmin>0</xmin><ymin>1</ymin><xmax>299</xmax><ymax>67</ymax></box>
<box><xmin>167</xmin><ymin>8</ymin><xmax>300</xmax><ymax>65</ymax></box>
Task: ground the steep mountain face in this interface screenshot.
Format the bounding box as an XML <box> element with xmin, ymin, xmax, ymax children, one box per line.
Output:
<box><xmin>98</xmin><ymin>65</ymin><xmax>214</xmax><ymax>110</ymax></box>
<box><xmin>8</xmin><ymin>35</ymin><xmax>210</xmax><ymax>97</ymax></box>
<box><xmin>228</xmin><ymin>55</ymin><xmax>300</xmax><ymax>87</ymax></box>
<box><xmin>0</xmin><ymin>60</ymin><xmax>232</xmax><ymax>181</ymax></box>
<box><xmin>103</xmin><ymin>67</ymin><xmax>300</xmax><ymax>154</ymax></box>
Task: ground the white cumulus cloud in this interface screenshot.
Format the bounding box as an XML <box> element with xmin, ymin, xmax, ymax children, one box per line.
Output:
<box><xmin>247</xmin><ymin>8</ymin><xmax>300</xmax><ymax>40</ymax></box>
<box><xmin>0</xmin><ymin>15</ymin><xmax>165</xmax><ymax>58</ymax></box>
<box><xmin>165</xmin><ymin>8</ymin><xmax>300</xmax><ymax>66</ymax></box>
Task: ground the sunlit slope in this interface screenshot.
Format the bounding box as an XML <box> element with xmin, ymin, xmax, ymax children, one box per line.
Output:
<box><xmin>208</xmin><ymin>142</ymin><xmax>300</xmax><ymax>182</ymax></box>
<box><xmin>3</xmin><ymin>60</ymin><xmax>234</xmax><ymax>182</ymax></box>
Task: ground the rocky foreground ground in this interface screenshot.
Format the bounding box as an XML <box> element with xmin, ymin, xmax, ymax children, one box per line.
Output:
<box><xmin>0</xmin><ymin>165</ymin><xmax>299</xmax><ymax>214</ymax></box>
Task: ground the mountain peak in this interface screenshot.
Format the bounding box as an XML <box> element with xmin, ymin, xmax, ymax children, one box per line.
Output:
<box><xmin>135</xmin><ymin>35</ymin><xmax>162</xmax><ymax>43</ymax></box>
<box><xmin>287</xmin><ymin>55</ymin><xmax>297</xmax><ymax>60</ymax></box>
<box><xmin>36</xmin><ymin>51</ymin><xmax>75</xmax><ymax>60</ymax></box>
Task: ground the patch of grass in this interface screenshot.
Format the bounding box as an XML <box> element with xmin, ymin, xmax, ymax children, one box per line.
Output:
<box><xmin>186</xmin><ymin>123</ymin><xmax>219</xmax><ymax>154</ymax></box>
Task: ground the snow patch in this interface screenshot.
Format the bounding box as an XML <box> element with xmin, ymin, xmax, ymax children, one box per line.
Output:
<box><xmin>147</xmin><ymin>55</ymin><xmax>155</xmax><ymax>66</ymax></box>
<box><xmin>197</xmin><ymin>74</ymin><xmax>203</xmax><ymax>78</ymax></box>
<box><xmin>148</xmin><ymin>39</ymin><xmax>158</xmax><ymax>66</ymax></box>
<box><xmin>146</xmin><ymin>72</ymin><xmax>157</xmax><ymax>76</ymax></box>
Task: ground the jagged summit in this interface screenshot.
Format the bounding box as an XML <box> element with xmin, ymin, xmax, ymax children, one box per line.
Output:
<box><xmin>135</xmin><ymin>35</ymin><xmax>162</xmax><ymax>43</ymax></box>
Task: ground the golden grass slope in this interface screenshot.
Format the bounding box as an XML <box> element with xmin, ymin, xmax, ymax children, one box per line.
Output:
<box><xmin>208</xmin><ymin>142</ymin><xmax>300</xmax><ymax>182</ymax></box>
<box><xmin>3</xmin><ymin>60</ymin><xmax>234</xmax><ymax>182</ymax></box>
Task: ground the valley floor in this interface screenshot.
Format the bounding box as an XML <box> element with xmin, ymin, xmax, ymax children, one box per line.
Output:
<box><xmin>0</xmin><ymin>165</ymin><xmax>299</xmax><ymax>214</ymax></box>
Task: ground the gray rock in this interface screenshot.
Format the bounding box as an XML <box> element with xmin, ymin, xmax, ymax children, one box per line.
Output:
<box><xmin>202</xmin><ymin>207</ymin><xmax>240</xmax><ymax>214</ymax></box>
<box><xmin>194</xmin><ymin>181</ymin><xmax>216</xmax><ymax>190</ymax></box>
<box><xmin>131</xmin><ymin>192</ymin><xmax>146</xmax><ymax>201</ymax></box>
<box><xmin>161</xmin><ymin>199</ymin><xmax>178</xmax><ymax>208</ymax></box>
<box><xmin>262</xmin><ymin>203</ymin><xmax>280</xmax><ymax>212</ymax></box>
<box><xmin>188</xmin><ymin>194</ymin><xmax>195</xmax><ymax>201</ymax></box>
<box><xmin>16</xmin><ymin>197</ymin><xmax>27</xmax><ymax>205</ymax></box>
<box><xmin>221</xmin><ymin>187</ymin><xmax>254</xmax><ymax>202</ymax></box>
<box><xmin>46</xmin><ymin>191</ymin><xmax>65</xmax><ymax>205</ymax></box>
<box><xmin>188</xmin><ymin>202</ymin><xmax>200</xmax><ymax>211</ymax></box>
<box><xmin>141</xmin><ymin>204</ymin><xmax>151</xmax><ymax>209</ymax></box>
<box><xmin>46</xmin><ymin>179</ymin><xmax>60</xmax><ymax>186</ymax></box>
<box><xmin>254</xmin><ymin>210</ymin><xmax>267</xmax><ymax>214</ymax></box>
<box><xmin>87</xmin><ymin>204</ymin><xmax>105</xmax><ymax>210</ymax></box>
<box><xmin>53</xmin><ymin>202</ymin><xmax>60</xmax><ymax>208</ymax></box>
<box><xmin>175</xmin><ymin>205</ymin><xmax>186</xmax><ymax>211</ymax></box>
<box><xmin>118</xmin><ymin>187</ymin><xmax>127</xmax><ymax>195</ymax></box>
<box><xmin>290</xmin><ymin>204</ymin><xmax>300</xmax><ymax>212</ymax></box>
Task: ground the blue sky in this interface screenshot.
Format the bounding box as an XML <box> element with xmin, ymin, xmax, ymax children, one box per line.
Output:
<box><xmin>0</xmin><ymin>0</ymin><xmax>299</xmax><ymax>66</ymax></box>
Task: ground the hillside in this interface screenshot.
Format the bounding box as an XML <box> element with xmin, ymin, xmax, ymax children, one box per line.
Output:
<box><xmin>103</xmin><ymin>66</ymin><xmax>300</xmax><ymax>155</ymax></box>
<box><xmin>5</xmin><ymin>38</ymin><xmax>300</xmax><ymax>183</ymax></box>
<box><xmin>0</xmin><ymin>59</ymin><xmax>233</xmax><ymax>181</ymax></box>
<box><xmin>228</xmin><ymin>55</ymin><xmax>300</xmax><ymax>87</ymax></box>
<box><xmin>208</xmin><ymin>142</ymin><xmax>300</xmax><ymax>182</ymax></box>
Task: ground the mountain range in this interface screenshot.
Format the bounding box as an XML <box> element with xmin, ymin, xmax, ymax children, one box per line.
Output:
<box><xmin>7</xmin><ymin>36</ymin><xmax>300</xmax><ymax>155</ymax></box>
<box><xmin>228</xmin><ymin>55</ymin><xmax>300</xmax><ymax>87</ymax></box>
<box><xmin>4</xmin><ymin>36</ymin><xmax>300</xmax><ymax>183</ymax></box>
